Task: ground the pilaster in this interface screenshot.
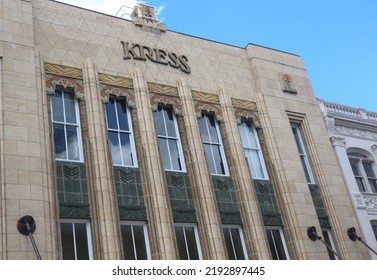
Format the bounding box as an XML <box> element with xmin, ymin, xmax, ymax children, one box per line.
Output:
<box><xmin>219</xmin><ymin>91</ymin><xmax>270</xmax><ymax>259</ymax></box>
<box><xmin>177</xmin><ymin>79</ymin><xmax>227</xmax><ymax>259</ymax></box>
<box><xmin>132</xmin><ymin>68</ymin><xmax>177</xmax><ymax>259</ymax></box>
<box><xmin>82</xmin><ymin>58</ymin><xmax>122</xmax><ymax>259</ymax></box>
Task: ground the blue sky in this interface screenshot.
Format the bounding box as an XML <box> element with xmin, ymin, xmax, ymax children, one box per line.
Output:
<box><xmin>57</xmin><ymin>0</ymin><xmax>377</xmax><ymax>112</ymax></box>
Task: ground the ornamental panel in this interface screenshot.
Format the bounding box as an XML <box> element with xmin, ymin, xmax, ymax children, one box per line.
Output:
<box><xmin>99</xmin><ymin>73</ymin><xmax>135</xmax><ymax>106</ymax></box>
<box><xmin>45</xmin><ymin>63</ymin><xmax>84</xmax><ymax>99</ymax></box>
<box><xmin>148</xmin><ymin>82</ymin><xmax>182</xmax><ymax>115</ymax></box>
<box><xmin>192</xmin><ymin>91</ymin><xmax>223</xmax><ymax>122</ymax></box>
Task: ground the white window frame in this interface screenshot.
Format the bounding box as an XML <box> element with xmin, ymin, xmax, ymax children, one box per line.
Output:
<box><xmin>265</xmin><ymin>226</ymin><xmax>290</xmax><ymax>260</ymax></box>
<box><xmin>223</xmin><ymin>225</ymin><xmax>249</xmax><ymax>260</ymax></box>
<box><xmin>60</xmin><ymin>219</ymin><xmax>93</xmax><ymax>260</ymax></box>
<box><xmin>291</xmin><ymin>123</ymin><xmax>315</xmax><ymax>184</ymax></box>
<box><xmin>51</xmin><ymin>88</ymin><xmax>84</xmax><ymax>162</ymax></box>
<box><xmin>239</xmin><ymin>120</ymin><xmax>269</xmax><ymax>180</ymax></box>
<box><xmin>154</xmin><ymin>105</ymin><xmax>186</xmax><ymax>172</ymax></box>
<box><xmin>348</xmin><ymin>151</ymin><xmax>377</xmax><ymax>193</ymax></box>
<box><xmin>120</xmin><ymin>221</ymin><xmax>151</xmax><ymax>260</ymax></box>
<box><xmin>198</xmin><ymin>112</ymin><xmax>229</xmax><ymax>176</ymax></box>
<box><xmin>106</xmin><ymin>97</ymin><xmax>138</xmax><ymax>167</ymax></box>
<box><xmin>174</xmin><ymin>223</ymin><xmax>203</xmax><ymax>260</ymax></box>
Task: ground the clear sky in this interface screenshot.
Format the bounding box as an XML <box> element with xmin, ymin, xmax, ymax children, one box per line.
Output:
<box><xmin>56</xmin><ymin>0</ymin><xmax>377</xmax><ymax>112</ymax></box>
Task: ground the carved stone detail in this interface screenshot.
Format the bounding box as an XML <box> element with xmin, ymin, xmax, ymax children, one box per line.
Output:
<box><xmin>330</xmin><ymin>136</ymin><xmax>346</xmax><ymax>147</ymax></box>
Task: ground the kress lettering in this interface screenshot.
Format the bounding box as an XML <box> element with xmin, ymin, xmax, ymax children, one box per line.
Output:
<box><xmin>121</xmin><ymin>41</ymin><xmax>191</xmax><ymax>74</ymax></box>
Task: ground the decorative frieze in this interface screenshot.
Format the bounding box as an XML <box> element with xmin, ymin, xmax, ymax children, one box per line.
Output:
<box><xmin>148</xmin><ymin>82</ymin><xmax>182</xmax><ymax>115</ymax></box>
<box><xmin>192</xmin><ymin>90</ymin><xmax>224</xmax><ymax>122</ymax></box>
<box><xmin>45</xmin><ymin>63</ymin><xmax>84</xmax><ymax>99</ymax></box>
<box><xmin>231</xmin><ymin>98</ymin><xmax>260</xmax><ymax>127</ymax></box>
<box><xmin>98</xmin><ymin>73</ymin><xmax>135</xmax><ymax>106</ymax></box>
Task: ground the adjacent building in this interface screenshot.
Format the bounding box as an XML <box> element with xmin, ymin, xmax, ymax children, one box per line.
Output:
<box><xmin>0</xmin><ymin>0</ymin><xmax>369</xmax><ymax>259</ymax></box>
<box><xmin>319</xmin><ymin>99</ymin><xmax>377</xmax><ymax>259</ymax></box>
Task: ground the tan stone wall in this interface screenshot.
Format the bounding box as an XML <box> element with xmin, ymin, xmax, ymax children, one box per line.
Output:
<box><xmin>0</xmin><ymin>0</ymin><xmax>368</xmax><ymax>259</ymax></box>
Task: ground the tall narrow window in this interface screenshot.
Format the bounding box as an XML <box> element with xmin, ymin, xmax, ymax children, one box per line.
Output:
<box><xmin>154</xmin><ymin>105</ymin><xmax>185</xmax><ymax>171</ymax></box>
<box><xmin>60</xmin><ymin>220</ymin><xmax>93</xmax><ymax>260</ymax></box>
<box><xmin>239</xmin><ymin>120</ymin><xmax>268</xmax><ymax>180</ymax></box>
<box><xmin>223</xmin><ymin>225</ymin><xmax>248</xmax><ymax>260</ymax></box>
<box><xmin>348</xmin><ymin>151</ymin><xmax>377</xmax><ymax>193</ymax></box>
<box><xmin>198</xmin><ymin>113</ymin><xmax>228</xmax><ymax>175</ymax></box>
<box><xmin>291</xmin><ymin>124</ymin><xmax>315</xmax><ymax>184</ymax></box>
<box><xmin>175</xmin><ymin>224</ymin><xmax>202</xmax><ymax>260</ymax></box>
<box><xmin>50</xmin><ymin>87</ymin><xmax>83</xmax><ymax>161</ymax></box>
<box><xmin>265</xmin><ymin>227</ymin><xmax>290</xmax><ymax>260</ymax></box>
<box><xmin>120</xmin><ymin>222</ymin><xmax>151</xmax><ymax>260</ymax></box>
<box><xmin>105</xmin><ymin>98</ymin><xmax>137</xmax><ymax>167</ymax></box>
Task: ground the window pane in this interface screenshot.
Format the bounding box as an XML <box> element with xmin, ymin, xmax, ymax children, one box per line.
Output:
<box><xmin>213</xmin><ymin>145</ymin><xmax>225</xmax><ymax>175</ymax></box>
<box><xmin>64</xmin><ymin>92</ymin><xmax>77</xmax><ymax>124</ymax></box>
<box><xmin>292</xmin><ymin>127</ymin><xmax>304</xmax><ymax>154</ymax></box>
<box><xmin>363</xmin><ymin>162</ymin><xmax>376</xmax><ymax>178</ymax></box>
<box><xmin>369</xmin><ymin>179</ymin><xmax>377</xmax><ymax>193</ymax></box>
<box><xmin>372</xmin><ymin>224</ymin><xmax>377</xmax><ymax>241</ymax></box>
<box><xmin>203</xmin><ymin>144</ymin><xmax>216</xmax><ymax>174</ymax></box>
<box><xmin>168</xmin><ymin>139</ymin><xmax>181</xmax><ymax>170</ymax></box>
<box><xmin>223</xmin><ymin>228</ymin><xmax>246</xmax><ymax>260</ymax></box>
<box><xmin>53</xmin><ymin>124</ymin><xmax>67</xmax><ymax>159</ymax></box>
<box><xmin>121</xmin><ymin>225</ymin><xmax>136</xmax><ymax>260</ymax></box>
<box><xmin>198</xmin><ymin>116</ymin><xmax>210</xmax><ymax>142</ymax></box>
<box><xmin>185</xmin><ymin>227</ymin><xmax>200</xmax><ymax>260</ymax></box>
<box><xmin>271</xmin><ymin>229</ymin><xmax>287</xmax><ymax>260</ymax></box>
<box><xmin>251</xmin><ymin>150</ymin><xmax>264</xmax><ymax>178</ymax></box>
<box><xmin>133</xmin><ymin>225</ymin><xmax>148</xmax><ymax>260</ymax></box>
<box><xmin>75</xmin><ymin>223</ymin><xmax>90</xmax><ymax>260</ymax></box>
<box><xmin>66</xmin><ymin>125</ymin><xmax>80</xmax><ymax>161</ymax></box>
<box><xmin>349</xmin><ymin>160</ymin><xmax>361</xmax><ymax>176</ymax></box>
<box><xmin>207</xmin><ymin>114</ymin><xmax>219</xmax><ymax>143</ymax></box>
<box><xmin>356</xmin><ymin>178</ymin><xmax>366</xmax><ymax>192</ymax></box>
<box><xmin>266</xmin><ymin>229</ymin><xmax>278</xmax><ymax>260</ymax></box>
<box><xmin>106</xmin><ymin>99</ymin><xmax>118</xmax><ymax>130</ymax></box>
<box><xmin>154</xmin><ymin>107</ymin><xmax>166</xmax><ymax>136</ymax></box>
<box><xmin>223</xmin><ymin>228</ymin><xmax>236</xmax><ymax>260</ymax></box>
<box><xmin>120</xmin><ymin>133</ymin><xmax>133</xmax><ymax>166</ymax></box>
<box><xmin>175</xmin><ymin>227</ymin><xmax>188</xmax><ymax>260</ymax></box>
<box><xmin>158</xmin><ymin>138</ymin><xmax>172</xmax><ymax>170</ymax></box>
<box><xmin>239</xmin><ymin>123</ymin><xmax>249</xmax><ymax>148</ymax></box>
<box><xmin>109</xmin><ymin>131</ymin><xmax>121</xmax><ymax>165</ymax></box>
<box><xmin>300</xmin><ymin>155</ymin><xmax>312</xmax><ymax>183</ymax></box>
<box><xmin>230</xmin><ymin>228</ymin><xmax>246</xmax><ymax>260</ymax></box>
<box><xmin>164</xmin><ymin>107</ymin><xmax>176</xmax><ymax>137</ymax></box>
<box><xmin>322</xmin><ymin>230</ymin><xmax>336</xmax><ymax>260</ymax></box>
<box><xmin>61</xmin><ymin>223</ymin><xmax>75</xmax><ymax>260</ymax></box>
<box><xmin>116</xmin><ymin>100</ymin><xmax>130</xmax><ymax>131</ymax></box>
<box><xmin>51</xmin><ymin>92</ymin><xmax>64</xmax><ymax>122</ymax></box>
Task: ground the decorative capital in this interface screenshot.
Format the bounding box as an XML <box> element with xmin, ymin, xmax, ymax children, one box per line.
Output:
<box><xmin>330</xmin><ymin>136</ymin><xmax>346</xmax><ymax>147</ymax></box>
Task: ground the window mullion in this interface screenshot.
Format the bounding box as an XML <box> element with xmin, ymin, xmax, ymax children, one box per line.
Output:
<box><xmin>72</xmin><ymin>223</ymin><xmax>78</xmax><ymax>260</ymax></box>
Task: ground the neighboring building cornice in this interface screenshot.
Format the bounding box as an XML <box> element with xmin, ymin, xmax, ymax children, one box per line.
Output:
<box><xmin>318</xmin><ymin>99</ymin><xmax>377</xmax><ymax>134</ymax></box>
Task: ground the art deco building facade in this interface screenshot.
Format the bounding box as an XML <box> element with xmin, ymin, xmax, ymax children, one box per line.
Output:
<box><xmin>319</xmin><ymin>99</ymin><xmax>377</xmax><ymax>259</ymax></box>
<box><xmin>0</xmin><ymin>0</ymin><xmax>369</xmax><ymax>259</ymax></box>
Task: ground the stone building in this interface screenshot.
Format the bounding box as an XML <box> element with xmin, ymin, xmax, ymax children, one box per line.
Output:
<box><xmin>319</xmin><ymin>99</ymin><xmax>377</xmax><ymax>259</ymax></box>
<box><xmin>0</xmin><ymin>0</ymin><xmax>368</xmax><ymax>259</ymax></box>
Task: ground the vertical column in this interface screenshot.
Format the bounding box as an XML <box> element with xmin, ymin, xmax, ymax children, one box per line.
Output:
<box><xmin>83</xmin><ymin>58</ymin><xmax>122</xmax><ymax>259</ymax></box>
<box><xmin>177</xmin><ymin>79</ymin><xmax>227</xmax><ymax>259</ymax></box>
<box><xmin>133</xmin><ymin>68</ymin><xmax>177</xmax><ymax>259</ymax></box>
<box><xmin>219</xmin><ymin>91</ymin><xmax>270</xmax><ymax>259</ymax></box>
<box><xmin>330</xmin><ymin>136</ymin><xmax>375</xmax><ymax>259</ymax></box>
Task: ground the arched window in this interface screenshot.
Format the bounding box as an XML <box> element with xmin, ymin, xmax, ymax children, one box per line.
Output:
<box><xmin>347</xmin><ymin>150</ymin><xmax>377</xmax><ymax>193</ymax></box>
